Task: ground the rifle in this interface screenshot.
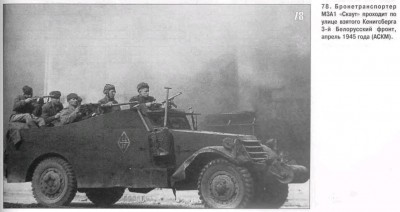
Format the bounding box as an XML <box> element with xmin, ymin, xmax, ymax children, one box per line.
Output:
<box><xmin>99</xmin><ymin>101</ymin><xmax>139</xmax><ymax>107</ymax></box>
<box><xmin>31</xmin><ymin>95</ymin><xmax>55</xmax><ymax>100</ymax></box>
<box><xmin>28</xmin><ymin>95</ymin><xmax>55</xmax><ymax>104</ymax></box>
<box><xmin>160</xmin><ymin>92</ymin><xmax>182</xmax><ymax>105</ymax></box>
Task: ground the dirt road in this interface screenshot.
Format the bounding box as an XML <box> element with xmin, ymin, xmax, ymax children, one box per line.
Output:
<box><xmin>3</xmin><ymin>180</ymin><xmax>309</xmax><ymax>208</ymax></box>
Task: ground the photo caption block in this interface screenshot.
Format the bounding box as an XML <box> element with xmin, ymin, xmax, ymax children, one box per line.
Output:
<box><xmin>320</xmin><ymin>3</ymin><xmax>397</xmax><ymax>40</ymax></box>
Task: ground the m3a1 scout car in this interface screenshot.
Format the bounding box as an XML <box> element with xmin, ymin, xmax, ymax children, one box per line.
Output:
<box><xmin>4</xmin><ymin>90</ymin><xmax>309</xmax><ymax>208</ymax></box>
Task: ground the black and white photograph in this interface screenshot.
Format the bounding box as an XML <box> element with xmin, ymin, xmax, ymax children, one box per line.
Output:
<box><xmin>2</xmin><ymin>0</ymin><xmax>400</xmax><ymax>211</ymax></box>
<box><xmin>2</xmin><ymin>3</ymin><xmax>311</xmax><ymax>209</ymax></box>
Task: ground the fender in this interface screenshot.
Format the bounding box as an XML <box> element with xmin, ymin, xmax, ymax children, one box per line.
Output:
<box><xmin>170</xmin><ymin>146</ymin><xmax>250</xmax><ymax>186</ymax></box>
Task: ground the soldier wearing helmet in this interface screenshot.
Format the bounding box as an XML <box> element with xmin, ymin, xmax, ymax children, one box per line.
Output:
<box><xmin>129</xmin><ymin>82</ymin><xmax>156</xmax><ymax>109</ymax></box>
<box><xmin>41</xmin><ymin>91</ymin><xmax>64</xmax><ymax>126</ymax></box>
<box><xmin>98</xmin><ymin>84</ymin><xmax>121</xmax><ymax>114</ymax></box>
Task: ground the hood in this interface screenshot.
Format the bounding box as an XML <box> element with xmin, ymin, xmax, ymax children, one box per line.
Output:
<box><xmin>170</xmin><ymin>129</ymin><xmax>258</xmax><ymax>151</ymax></box>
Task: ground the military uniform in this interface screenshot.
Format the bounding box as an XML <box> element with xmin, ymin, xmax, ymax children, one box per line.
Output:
<box><xmin>10</xmin><ymin>86</ymin><xmax>45</xmax><ymax>127</ymax></box>
<box><xmin>129</xmin><ymin>82</ymin><xmax>156</xmax><ymax>109</ymax></box>
<box><xmin>98</xmin><ymin>96</ymin><xmax>120</xmax><ymax>113</ymax></box>
<box><xmin>41</xmin><ymin>91</ymin><xmax>63</xmax><ymax>126</ymax></box>
<box><xmin>58</xmin><ymin>105</ymin><xmax>81</xmax><ymax>126</ymax></box>
<box><xmin>41</xmin><ymin>101</ymin><xmax>64</xmax><ymax>125</ymax></box>
<box><xmin>57</xmin><ymin>93</ymin><xmax>82</xmax><ymax>126</ymax></box>
<box><xmin>129</xmin><ymin>95</ymin><xmax>156</xmax><ymax>108</ymax></box>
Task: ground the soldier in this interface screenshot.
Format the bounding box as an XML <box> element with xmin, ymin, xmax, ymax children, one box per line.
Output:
<box><xmin>58</xmin><ymin>93</ymin><xmax>82</xmax><ymax>126</ymax></box>
<box><xmin>129</xmin><ymin>82</ymin><xmax>157</xmax><ymax>109</ymax></box>
<box><xmin>10</xmin><ymin>85</ymin><xmax>45</xmax><ymax>128</ymax></box>
<box><xmin>41</xmin><ymin>91</ymin><xmax>63</xmax><ymax>126</ymax></box>
<box><xmin>98</xmin><ymin>84</ymin><xmax>121</xmax><ymax>114</ymax></box>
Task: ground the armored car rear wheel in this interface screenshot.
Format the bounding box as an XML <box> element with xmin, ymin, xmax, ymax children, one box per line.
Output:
<box><xmin>251</xmin><ymin>178</ymin><xmax>289</xmax><ymax>208</ymax></box>
<box><xmin>31</xmin><ymin>157</ymin><xmax>77</xmax><ymax>207</ymax></box>
<box><xmin>86</xmin><ymin>188</ymin><xmax>125</xmax><ymax>207</ymax></box>
<box><xmin>197</xmin><ymin>159</ymin><xmax>254</xmax><ymax>208</ymax></box>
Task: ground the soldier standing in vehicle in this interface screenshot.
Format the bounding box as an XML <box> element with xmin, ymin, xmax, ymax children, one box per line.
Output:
<box><xmin>129</xmin><ymin>82</ymin><xmax>156</xmax><ymax>109</ymax></box>
<box><xmin>58</xmin><ymin>93</ymin><xmax>82</xmax><ymax>126</ymax></box>
<box><xmin>10</xmin><ymin>85</ymin><xmax>45</xmax><ymax>128</ymax></box>
<box><xmin>41</xmin><ymin>91</ymin><xmax>63</xmax><ymax>126</ymax></box>
<box><xmin>98</xmin><ymin>84</ymin><xmax>121</xmax><ymax>114</ymax></box>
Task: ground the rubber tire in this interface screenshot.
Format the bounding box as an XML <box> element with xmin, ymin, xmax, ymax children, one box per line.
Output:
<box><xmin>86</xmin><ymin>188</ymin><xmax>125</xmax><ymax>207</ymax></box>
<box><xmin>252</xmin><ymin>178</ymin><xmax>289</xmax><ymax>208</ymax></box>
<box><xmin>31</xmin><ymin>157</ymin><xmax>77</xmax><ymax>207</ymax></box>
<box><xmin>197</xmin><ymin>158</ymin><xmax>254</xmax><ymax>208</ymax></box>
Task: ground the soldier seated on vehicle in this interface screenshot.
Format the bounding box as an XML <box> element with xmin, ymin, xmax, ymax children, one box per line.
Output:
<box><xmin>57</xmin><ymin>93</ymin><xmax>83</xmax><ymax>126</ymax></box>
<box><xmin>129</xmin><ymin>82</ymin><xmax>159</xmax><ymax>110</ymax></box>
<box><xmin>98</xmin><ymin>84</ymin><xmax>121</xmax><ymax>114</ymax></box>
<box><xmin>41</xmin><ymin>91</ymin><xmax>63</xmax><ymax>126</ymax></box>
<box><xmin>10</xmin><ymin>85</ymin><xmax>45</xmax><ymax>128</ymax></box>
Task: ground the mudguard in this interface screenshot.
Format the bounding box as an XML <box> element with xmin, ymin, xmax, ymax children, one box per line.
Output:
<box><xmin>170</xmin><ymin>146</ymin><xmax>249</xmax><ymax>186</ymax></box>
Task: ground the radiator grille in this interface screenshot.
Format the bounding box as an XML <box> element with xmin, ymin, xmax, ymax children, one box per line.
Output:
<box><xmin>241</xmin><ymin>139</ymin><xmax>267</xmax><ymax>162</ymax></box>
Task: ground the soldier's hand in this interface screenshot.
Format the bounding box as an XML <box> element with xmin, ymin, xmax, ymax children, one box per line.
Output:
<box><xmin>74</xmin><ymin>106</ymin><xmax>81</xmax><ymax>113</ymax></box>
<box><xmin>145</xmin><ymin>102</ymin><xmax>152</xmax><ymax>107</ymax></box>
<box><xmin>24</xmin><ymin>98</ymin><xmax>33</xmax><ymax>103</ymax></box>
<box><xmin>38</xmin><ymin>97</ymin><xmax>44</xmax><ymax>105</ymax></box>
<box><xmin>105</xmin><ymin>102</ymin><xmax>113</xmax><ymax>107</ymax></box>
<box><xmin>170</xmin><ymin>100</ymin><xmax>177</xmax><ymax>108</ymax></box>
<box><xmin>55</xmin><ymin>113</ymin><xmax>61</xmax><ymax>119</ymax></box>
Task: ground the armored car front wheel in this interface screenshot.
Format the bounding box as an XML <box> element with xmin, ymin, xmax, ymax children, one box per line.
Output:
<box><xmin>197</xmin><ymin>159</ymin><xmax>254</xmax><ymax>208</ymax></box>
<box><xmin>251</xmin><ymin>177</ymin><xmax>289</xmax><ymax>208</ymax></box>
<box><xmin>31</xmin><ymin>157</ymin><xmax>77</xmax><ymax>207</ymax></box>
<box><xmin>86</xmin><ymin>188</ymin><xmax>125</xmax><ymax>207</ymax></box>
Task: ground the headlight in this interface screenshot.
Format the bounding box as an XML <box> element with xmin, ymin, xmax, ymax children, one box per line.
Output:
<box><xmin>222</xmin><ymin>137</ymin><xmax>235</xmax><ymax>150</ymax></box>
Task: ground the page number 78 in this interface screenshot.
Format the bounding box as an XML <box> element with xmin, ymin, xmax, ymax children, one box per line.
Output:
<box><xmin>295</xmin><ymin>12</ymin><xmax>304</xmax><ymax>21</ymax></box>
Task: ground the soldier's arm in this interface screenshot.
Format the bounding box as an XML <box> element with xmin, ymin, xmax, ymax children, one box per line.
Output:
<box><xmin>129</xmin><ymin>97</ymin><xmax>139</xmax><ymax>109</ymax></box>
<box><xmin>41</xmin><ymin>104</ymin><xmax>57</xmax><ymax>124</ymax></box>
<box><xmin>59</xmin><ymin>109</ymin><xmax>80</xmax><ymax>125</ymax></box>
<box><xmin>144</xmin><ymin>97</ymin><xmax>156</xmax><ymax>107</ymax></box>
<box><xmin>98</xmin><ymin>98</ymin><xmax>113</xmax><ymax>107</ymax></box>
<box><xmin>13</xmin><ymin>96</ymin><xmax>26</xmax><ymax>111</ymax></box>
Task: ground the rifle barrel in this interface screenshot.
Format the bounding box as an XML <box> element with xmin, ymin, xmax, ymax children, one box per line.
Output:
<box><xmin>113</xmin><ymin>102</ymin><xmax>139</xmax><ymax>106</ymax></box>
<box><xmin>32</xmin><ymin>95</ymin><xmax>54</xmax><ymax>99</ymax></box>
<box><xmin>99</xmin><ymin>101</ymin><xmax>139</xmax><ymax>107</ymax></box>
<box><xmin>161</xmin><ymin>92</ymin><xmax>182</xmax><ymax>104</ymax></box>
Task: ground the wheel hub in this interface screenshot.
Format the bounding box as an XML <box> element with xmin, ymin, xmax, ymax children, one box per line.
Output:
<box><xmin>40</xmin><ymin>168</ymin><xmax>64</xmax><ymax>198</ymax></box>
<box><xmin>210</xmin><ymin>174</ymin><xmax>236</xmax><ymax>201</ymax></box>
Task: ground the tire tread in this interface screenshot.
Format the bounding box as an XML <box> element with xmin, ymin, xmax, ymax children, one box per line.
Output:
<box><xmin>31</xmin><ymin>157</ymin><xmax>77</xmax><ymax>207</ymax></box>
<box><xmin>197</xmin><ymin>158</ymin><xmax>254</xmax><ymax>208</ymax></box>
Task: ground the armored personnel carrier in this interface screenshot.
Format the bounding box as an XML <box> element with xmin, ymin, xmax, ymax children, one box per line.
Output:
<box><xmin>4</xmin><ymin>89</ymin><xmax>308</xmax><ymax>208</ymax></box>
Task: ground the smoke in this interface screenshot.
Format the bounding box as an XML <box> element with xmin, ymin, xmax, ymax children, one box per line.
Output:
<box><xmin>4</xmin><ymin>5</ymin><xmax>310</xmax><ymax>166</ymax></box>
<box><xmin>177</xmin><ymin>47</ymin><xmax>310</xmax><ymax>166</ymax></box>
